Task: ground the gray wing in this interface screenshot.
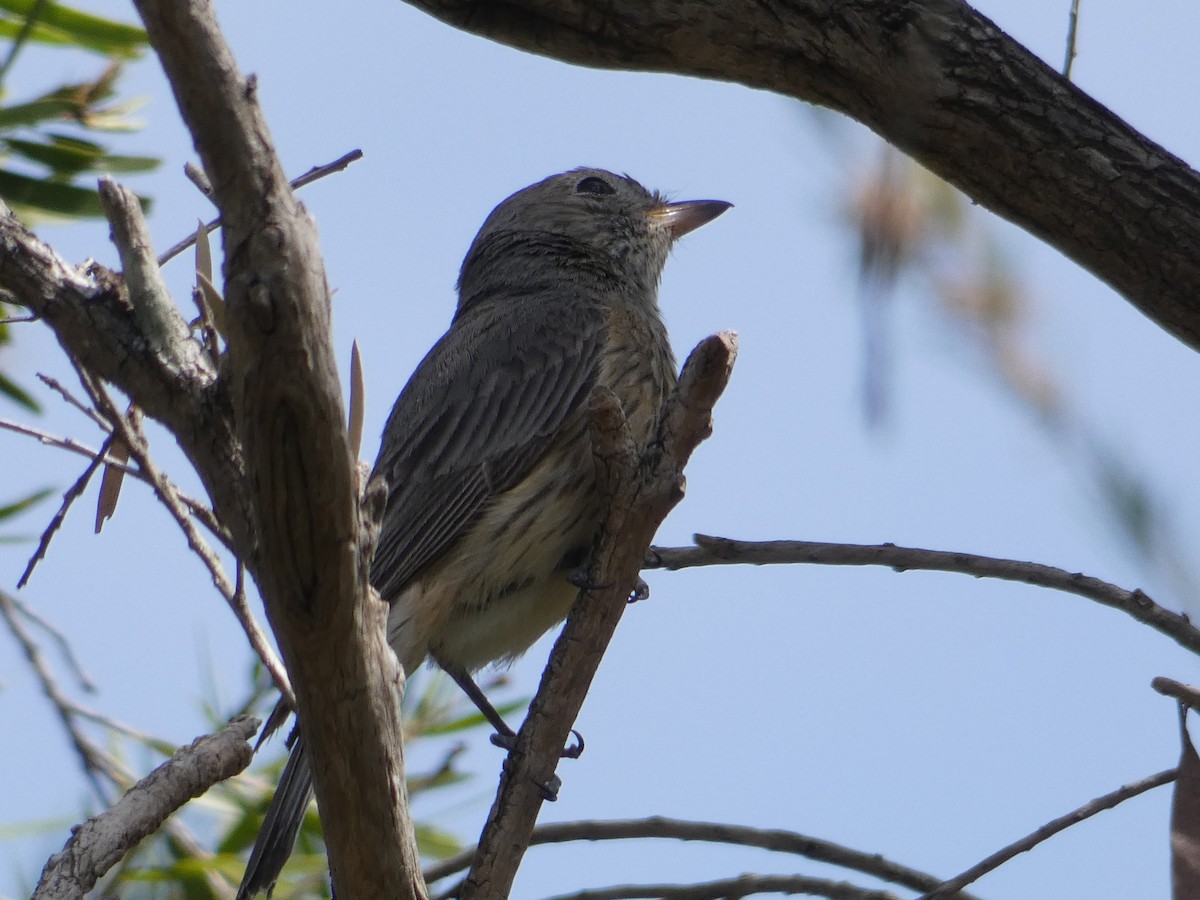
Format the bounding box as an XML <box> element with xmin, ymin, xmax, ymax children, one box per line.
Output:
<box><xmin>368</xmin><ymin>300</ymin><xmax>607</xmax><ymax>601</ymax></box>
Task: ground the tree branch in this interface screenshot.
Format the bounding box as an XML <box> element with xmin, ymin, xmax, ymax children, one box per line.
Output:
<box><xmin>917</xmin><ymin>768</ymin><xmax>1177</xmax><ymax>899</ymax></box>
<box><xmin>462</xmin><ymin>333</ymin><xmax>737</xmax><ymax>899</ymax></box>
<box><xmin>426</xmin><ymin>816</ymin><xmax>981</xmax><ymax>899</ymax></box>
<box><xmin>649</xmin><ymin>536</ymin><xmax>1200</xmax><ymax>656</ymax></box>
<box><xmin>32</xmin><ymin>717</ymin><xmax>258</xmax><ymax>900</ymax></box>
<box><xmin>540</xmin><ymin>874</ymin><xmax>900</xmax><ymax>900</ymax></box>
<box><xmin>128</xmin><ymin>2</ymin><xmax>421</xmax><ymax>897</ymax></box>
<box><xmin>402</xmin><ymin>0</ymin><xmax>1200</xmax><ymax>351</ymax></box>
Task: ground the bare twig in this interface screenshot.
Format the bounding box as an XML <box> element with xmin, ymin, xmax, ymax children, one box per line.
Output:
<box><xmin>541</xmin><ymin>874</ymin><xmax>900</xmax><ymax>900</ymax></box>
<box><xmin>918</xmin><ymin>769</ymin><xmax>1177</xmax><ymax>898</ymax></box>
<box><xmin>649</xmin><ymin>536</ymin><xmax>1200</xmax><ymax>657</ymax></box>
<box><xmin>1153</xmin><ymin>677</ymin><xmax>1200</xmax><ymax>709</ymax></box>
<box><xmin>0</xmin><ymin>416</ymin><xmax>228</xmax><ymax>544</ymax></box>
<box><xmin>290</xmin><ymin>148</ymin><xmax>365</xmax><ymax>190</ymax></box>
<box><xmin>0</xmin><ymin>589</ymin><xmax>114</xmax><ymax>801</ymax></box>
<box><xmin>463</xmin><ymin>333</ymin><xmax>737</xmax><ymax>899</ymax></box>
<box><xmin>155</xmin><ymin>148</ymin><xmax>364</xmax><ymax>267</ymax></box>
<box><xmin>37</xmin><ymin>373</ymin><xmax>110</xmax><ymax>430</ymax></box>
<box><xmin>2</xmin><ymin>591</ymin><xmax>96</xmax><ymax>691</ymax></box>
<box><xmin>426</xmin><ymin>817</ymin><xmax>979</xmax><ymax>899</ymax></box>
<box><xmin>3</xmin><ymin>588</ymin><xmax>234</xmax><ymax>898</ymax></box>
<box><xmin>18</xmin><ymin>434</ymin><xmax>111</xmax><ymax>588</ymax></box>
<box><xmin>76</xmin><ymin>367</ymin><xmax>294</xmax><ymax>710</ymax></box>
<box><xmin>32</xmin><ymin>716</ymin><xmax>258</xmax><ymax>900</ymax></box>
<box><xmin>184</xmin><ymin>160</ymin><xmax>213</xmax><ymax>198</ymax></box>
<box><xmin>1063</xmin><ymin>0</ymin><xmax>1082</xmax><ymax>79</ymax></box>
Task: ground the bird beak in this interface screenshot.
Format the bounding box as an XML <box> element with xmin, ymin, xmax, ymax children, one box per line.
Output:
<box><xmin>648</xmin><ymin>199</ymin><xmax>733</xmax><ymax>238</ymax></box>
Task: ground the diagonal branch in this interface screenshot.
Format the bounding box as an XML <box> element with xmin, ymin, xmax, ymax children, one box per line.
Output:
<box><xmin>402</xmin><ymin>0</ymin><xmax>1200</xmax><ymax>351</ymax></box>
<box><xmin>649</xmin><ymin>536</ymin><xmax>1200</xmax><ymax>656</ymax></box>
<box><xmin>462</xmin><ymin>332</ymin><xmax>737</xmax><ymax>899</ymax></box>
<box><xmin>32</xmin><ymin>716</ymin><xmax>258</xmax><ymax>900</ymax></box>
<box><xmin>917</xmin><ymin>768</ymin><xmax>1177</xmax><ymax>899</ymax></box>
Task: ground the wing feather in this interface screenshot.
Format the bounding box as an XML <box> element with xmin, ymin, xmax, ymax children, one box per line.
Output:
<box><xmin>369</xmin><ymin>300</ymin><xmax>606</xmax><ymax>600</ymax></box>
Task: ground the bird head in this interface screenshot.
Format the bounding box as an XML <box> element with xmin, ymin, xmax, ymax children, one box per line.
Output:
<box><xmin>457</xmin><ymin>168</ymin><xmax>730</xmax><ymax>314</ymax></box>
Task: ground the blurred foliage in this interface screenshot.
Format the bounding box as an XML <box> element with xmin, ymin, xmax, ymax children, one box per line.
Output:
<box><xmin>0</xmin><ymin>1</ymin><xmax>156</xmax><ymax>223</ymax></box>
<box><xmin>73</xmin><ymin>663</ymin><xmax>523</xmax><ymax>899</ymax></box>
<box><xmin>0</xmin><ymin>1</ymin><xmax>157</xmax><ymax>534</ymax></box>
<box><xmin>841</xmin><ymin>137</ymin><xmax>1200</xmax><ymax>605</ymax></box>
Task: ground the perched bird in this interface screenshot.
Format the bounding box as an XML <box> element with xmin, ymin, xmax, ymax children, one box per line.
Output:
<box><xmin>237</xmin><ymin>168</ymin><xmax>730</xmax><ymax>898</ymax></box>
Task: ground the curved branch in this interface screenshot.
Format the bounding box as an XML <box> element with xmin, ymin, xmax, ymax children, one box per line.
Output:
<box><xmin>541</xmin><ymin>874</ymin><xmax>899</xmax><ymax>900</ymax></box>
<box><xmin>649</xmin><ymin>535</ymin><xmax>1200</xmax><ymax>656</ymax></box>
<box><xmin>426</xmin><ymin>816</ymin><xmax>981</xmax><ymax>899</ymax></box>
<box><xmin>403</xmin><ymin>0</ymin><xmax>1200</xmax><ymax>351</ymax></box>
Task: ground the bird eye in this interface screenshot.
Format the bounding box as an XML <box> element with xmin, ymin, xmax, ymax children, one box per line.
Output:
<box><xmin>576</xmin><ymin>176</ymin><xmax>615</xmax><ymax>196</ymax></box>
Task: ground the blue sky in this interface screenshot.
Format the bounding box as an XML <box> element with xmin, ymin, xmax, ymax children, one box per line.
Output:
<box><xmin>4</xmin><ymin>1</ymin><xmax>1200</xmax><ymax>897</ymax></box>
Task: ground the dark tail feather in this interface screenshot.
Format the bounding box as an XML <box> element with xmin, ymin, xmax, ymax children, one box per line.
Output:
<box><xmin>236</xmin><ymin>733</ymin><xmax>315</xmax><ymax>900</ymax></box>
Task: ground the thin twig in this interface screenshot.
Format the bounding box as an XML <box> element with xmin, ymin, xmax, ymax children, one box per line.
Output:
<box><xmin>0</xmin><ymin>416</ymin><xmax>228</xmax><ymax>544</ymax></box>
<box><xmin>184</xmin><ymin>160</ymin><xmax>213</xmax><ymax>198</ymax></box>
<box><xmin>18</xmin><ymin>434</ymin><xmax>111</xmax><ymax>588</ymax></box>
<box><xmin>0</xmin><ymin>589</ymin><xmax>112</xmax><ymax>802</ymax></box>
<box><xmin>541</xmin><ymin>874</ymin><xmax>900</xmax><ymax>900</ymax></box>
<box><xmin>155</xmin><ymin>148</ymin><xmax>364</xmax><ymax>266</ymax></box>
<box><xmin>3</xmin><ymin>591</ymin><xmax>96</xmax><ymax>692</ymax></box>
<box><xmin>1063</xmin><ymin>0</ymin><xmax>1082</xmax><ymax>78</ymax></box>
<box><xmin>75</xmin><ymin>367</ymin><xmax>294</xmax><ymax>710</ymax></box>
<box><xmin>918</xmin><ymin>768</ymin><xmax>1177</xmax><ymax>898</ymax></box>
<box><xmin>426</xmin><ymin>817</ymin><xmax>979</xmax><ymax>899</ymax></box>
<box><xmin>1153</xmin><ymin>676</ymin><xmax>1200</xmax><ymax>709</ymax></box>
<box><xmin>649</xmin><ymin>536</ymin><xmax>1200</xmax><ymax>657</ymax></box>
<box><xmin>37</xmin><ymin>373</ymin><xmax>111</xmax><ymax>431</ymax></box>
<box><xmin>2</xmin><ymin>593</ymin><xmax>228</xmax><ymax>897</ymax></box>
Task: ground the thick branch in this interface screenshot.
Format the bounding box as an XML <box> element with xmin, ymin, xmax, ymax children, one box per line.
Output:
<box><xmin>463</xmin><ymin>333</ymin><xmax>737</xmax><ymax>899</ymax></box>
<box><xmin>403</xmin><ymin>0</ymin><xmax>1200</xmax><ymax>350</ymax></box>
<box><xmin>649</xmin><ymin>536</ymin><xmax>1200</xmax><ymax>657</ymax></box>
<box><xmin>130</xmin><ymin>2</ymin><xmax>421</xmax><ymax>897</ymax></box>
<box><xmin>33</xmin><ymin>717</ymin><xmax>258</xmax><ymax>900</ymax></box>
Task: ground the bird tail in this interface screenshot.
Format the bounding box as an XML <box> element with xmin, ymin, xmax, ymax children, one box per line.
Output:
<box><xmin>236</xmin><ymin>732</ymin><xmax>314</xmax><ymax>900</ymax></box>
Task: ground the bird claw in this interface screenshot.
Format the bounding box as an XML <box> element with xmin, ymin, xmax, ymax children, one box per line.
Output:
<box><xmin>489</xmin><ymin>731</ymin><xmax>517</xmax><ymax>751</ymax></box>
<box><xmin>568</xmin><ymin>567</ymin><xmax>609</xmax><ymax>591</ymax></box>
<box><xmin>563</xmin><ymin>728</ymin><xmax>585</xmax><ymax>759</ymax></box>
<box><xmin>536</xmin><ymin>773</ymin><xmax>562</xmax><ymax>801</ymax></box>
<box><xmin>491</xmin><ymin>728</ymin><xmax>585</xmax><ymax>760</ymax></box>
<box><xmin>628</xmin><ymin>577</ymin><xmax>650</xmax><ymax>604</ymax></box>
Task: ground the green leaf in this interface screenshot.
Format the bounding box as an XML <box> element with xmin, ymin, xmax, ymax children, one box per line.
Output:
<box><xmin>0</xmin><ymin>166</ymin><xmax>150</xmax><ymax>221</ymax></box>
<box><xmin>0</xmin><ymin>487</ymin><xmax>51</xmax><ymax>521</ymax></box>
<box><xmin>0</xmin><ymin>96</ymin><xmax>76</xmax><ymax>129</ymax></box>
<box><xmin>414</xmin><ymin>823</ymin><xmax>462</xmax><ymax>859</ymax></box>
<box><xmin>4</xmin><ymin>134</ymin><xmax>158</xmax><ymax>176</ymax></box>
<box><xmin>0</xmin><ymin>0</ymin><xmax>146</xmax><ymax>57</ymax></box>
<box><xmin>0</xmin><ymin>16</ymin><xmax>76</xmax><ymax>47</ymax></box>
<box><xmin>0</xmin><ymin>368</ymin><xmax>38</xmax><ymax>411</ymax></box>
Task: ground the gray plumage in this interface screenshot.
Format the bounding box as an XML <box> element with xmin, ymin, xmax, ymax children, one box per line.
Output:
<box><xmin>237</xmin><ymin>168</ymin><xmax>729</xmax><ymax>899</ymax></box>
